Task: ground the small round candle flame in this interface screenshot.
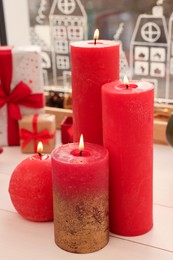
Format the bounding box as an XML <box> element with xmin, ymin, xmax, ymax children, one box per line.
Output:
<box><xmin>79</xmin><ymin>134</ymin><xmax>84</xmax><ymax>156</ymax></box>
<box><xmin>37</xmin><ymin>141</ymin><xmax>43</xmax><ymax>159</ymax></box>
<box><xmin>93</xmin><ymin>29</ymin><xmax>99</xmax><ymax>45</ymax></box>
<box><xmin>123</xmin><ymin>75</ymin><xmax>129</xmax><ymax>89</ymax></box>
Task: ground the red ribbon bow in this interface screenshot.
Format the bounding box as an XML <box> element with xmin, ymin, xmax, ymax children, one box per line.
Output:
<box><xmin>20</xmin><ymin>114</ymin><xmax>56</xmax><ymax>152</ymax></box>
<box><xmin>0</xmin><ymin>47</ymin><xmax>44</xmax><ymax>145</ymax></box>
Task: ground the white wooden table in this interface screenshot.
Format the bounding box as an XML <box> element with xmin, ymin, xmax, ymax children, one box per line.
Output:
<box><xmin>1</xmin><ymin>134</ymin><xmax>173</xmax><ymax>259</ymax></box>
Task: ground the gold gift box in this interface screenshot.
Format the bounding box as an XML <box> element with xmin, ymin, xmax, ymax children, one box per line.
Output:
<box><xmin>45</xmin><ymin>106</ymin><xmax>72</xmax><ymax>129</ymax></box>
<box><xmin>154</xmin><ymin>103</ymin><xmax>173</xmax><ymax>145</ymax></box>
<box><xmin>154</xmin><ymin>117</ymin><xmax>168</xmax><ymax>144</ymax></box>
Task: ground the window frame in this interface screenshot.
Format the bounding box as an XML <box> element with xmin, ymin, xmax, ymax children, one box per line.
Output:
<box><xmin>0</xmin><ymin>0</ymin><xmax>7</xmax><ymax>45</ymax></box>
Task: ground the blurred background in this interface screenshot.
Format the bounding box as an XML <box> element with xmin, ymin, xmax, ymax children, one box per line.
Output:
<box><xmin>2</xmin><ymin>0</ymin><xmax>173</xmax><ymax>104</ymax></box>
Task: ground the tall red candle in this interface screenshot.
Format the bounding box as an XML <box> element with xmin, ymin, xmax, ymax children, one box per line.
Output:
<box><xmin>102</xmin><ymin>79</ymin><xmax>154</xmax><ymax>236</ymax></box>
<box><xmin>71</xmin><ymin>32</ymin><xmax>119</xmax><ymax>145</ymax></box>
<box><xmin>51</xmin><ymin>139</ymin><xmax>109</xmax><ymax>253</ymax></box>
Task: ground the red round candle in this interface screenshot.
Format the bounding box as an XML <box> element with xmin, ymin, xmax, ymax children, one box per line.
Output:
<box><xmin>51</xmin><ymin>142</ymin><xmax>109</xmax><ymax>253</ymax></box>
<box><xmin>9</xmin><ymin>154</ymin><xmax>53</xmax><ymax>222</ymax></box>
<box><xmin>71</xmin><ymin>40</ymin><xmax>119</xmax><ymax>145</ymax></box>
<box><xmin>102</xmin><ymin>80</ymin><xmax>154</xmax><ymax>236</ymax></box>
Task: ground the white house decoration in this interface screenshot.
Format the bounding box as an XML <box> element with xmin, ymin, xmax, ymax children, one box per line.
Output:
<box><xmin>29</xmin><ymin>0</ymin><xmax>53</xmax><ymax>86</ymax></box>
<box><xmin>113</xmin><ymin>23</ymin><xmax>130</xmax><ymax>79</ymax></box>
<box><xmin>130</xmin><ymin>1</ymin><xmax>169</xmax><ymax>101</ymax></box>
<box><xmin>49</xmin><ymin>0</ymin><xmax>87</xmax><ymax>87</ymax></box>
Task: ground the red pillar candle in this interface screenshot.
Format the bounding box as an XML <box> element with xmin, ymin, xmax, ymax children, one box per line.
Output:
<box><xmin>102</xmin><ymin>78</ymin><xmax>154</xmax><ymax>236</ymax></box>
<box><xmin>9</xmin><ymin>142</ymin><xmax>53</xmax><ymax>222</ymax></box>
<box><xmin>51</xmin><ymin>136</ymin><xmax>109</xmax><ymax>253</ymax></box>
<box><xmin>71</xmin><ymin>30</ymin><xmax>119</xmax><ymax>145</ymax></box>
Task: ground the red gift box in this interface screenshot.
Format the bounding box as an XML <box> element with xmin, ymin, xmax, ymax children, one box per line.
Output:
<box><xmin>0</xmin><ymin>46</ymin><xmax>44</xmax><ymax>146</ymax></box>
<box><xmin>61</xmin><ymin>116</ymin><xmax>73</xmax><ymax>144</ymax></box>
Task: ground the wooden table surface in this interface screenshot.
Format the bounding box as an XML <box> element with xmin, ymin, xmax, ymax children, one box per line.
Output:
<box><xmin>1</xmin><ymin>133</ymin><xmax>173</xmax><ymax>259</ymax></box>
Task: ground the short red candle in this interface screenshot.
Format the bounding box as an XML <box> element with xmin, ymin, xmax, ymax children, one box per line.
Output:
<box><xmin>9</xmin><ymin>153</ymin><xmax>53</xmax><ymax>222</ymax></box>
<box><xmin>71</xmin><ymin>39</ymin><xmax>119</xmax><ymax>145</ymax></box>
<box><xmin>51</xmin><ymin>142</ymin><xmax>109</xmax><ymax>253</ymax></box>
<box><xmin>102</xmin><ymin>80</ymin><xmax>154</xmax><ymax>236</ymax></box>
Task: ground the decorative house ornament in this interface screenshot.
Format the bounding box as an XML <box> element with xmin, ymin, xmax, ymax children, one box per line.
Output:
<box><xmin>28</xmin><ymin>0</ymin><xmax>87</xmax><ymax>88</ymax></box>
<box><xmin>113</xmin><ymin>23</ymin><xmax>130</xmax><ymax>79</ymax></box>
<box><xmin>130</xmin><ymin>0</ymin><xmax>173</xmax><ymax>102</ymax></box>
<box><xmin>49</xmin><ymin>0</ymin><xmax>87</xmax><ymax>87</ymax></box>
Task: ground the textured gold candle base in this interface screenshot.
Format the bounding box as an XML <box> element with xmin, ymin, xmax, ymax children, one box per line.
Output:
<box><xmin>53</xmin><ymin>192</ymin><xmax>109</xmax><ymax>253</ymax></box>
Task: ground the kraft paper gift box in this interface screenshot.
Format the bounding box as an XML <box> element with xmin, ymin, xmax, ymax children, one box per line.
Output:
<box><xmin>0</xmin><ymin>46</ymin><xmax>44</xmax><ymax>146</ymax></box>
<box><xmin>19</xmin><ymin>114</ymin><xmax>56</xmax><ymax>153</ymax></box>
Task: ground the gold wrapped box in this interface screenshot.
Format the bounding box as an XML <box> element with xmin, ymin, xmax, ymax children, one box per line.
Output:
<box><xmin>45</xmin><ymin>106</ymin><xmax>72</xmax><ymax>129</ymax></box>
<box><xmin>154</xmin><ymin>117</ymin><xmax>168</xmax><ymax>144</ymax></box>
<box><xmin>153</xmin><ymin>103</ymin><xmax>173</xmax><ymax>145</ymax></box>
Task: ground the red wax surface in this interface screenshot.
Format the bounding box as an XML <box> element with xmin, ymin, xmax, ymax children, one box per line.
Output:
<box><xmin>51</xmin><ymin>143</ymin><xmax>109</xmax><ymax>198</ymax></box>
<box><xmin>71</xmin><ymin>40</ymin><xmax>119</xmax><ymax>145</ymax></box>
<box><xmin>102</xmin><ymin>80</ymin><xmax>154</xmax><ymax>236</ymax></box>
<box><xmin>9</xmin><ymin>154</ymin><xmax>53</xmax><ymax>222</ymax></box>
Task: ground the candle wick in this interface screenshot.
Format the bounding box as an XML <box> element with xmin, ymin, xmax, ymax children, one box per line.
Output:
<box><xmin>38</xmin><ymin>152</ymin><xmax>42</xmax><ymax>160</ymax></box>
<box><xmin>126</xmin><ymin>84</ymin><xmax>129</xmax><ymax>89</ymax></box>
<box><xmin>94</xmin><ymin>38</ymin><xmax>96</xmax><ymax>45</ymax></box>
<box><xmin>79</xmin><ymin>150</ymin><xmax>83</xmax><ymax>156</ymax></box>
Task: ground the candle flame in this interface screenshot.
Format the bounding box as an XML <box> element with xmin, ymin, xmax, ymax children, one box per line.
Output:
<box><xmin>123</xmin><ymin>75</ymin><xmax>129</xmax><ymax>85</ymax></box>
<box><xmin>93</xmin><ymin>29</ymin><xmax>99</xmax><ymax>41</ymax></box>
<box><xmin>79</xmin><ymin>134</ymin><xmax>84</xmax><ymax>151</ymax></box>
<box><xmin>37</xmin><ymin>141</ymin><xmax>43</xmax><ymax>153</ymax></box>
